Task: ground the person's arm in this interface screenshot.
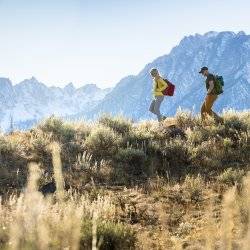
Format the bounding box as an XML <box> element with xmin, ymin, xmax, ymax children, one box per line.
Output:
<box><xmin>207</xmin><ymin>80</ymin><xmax>214</xmax><ymax>95</ymax></box>
<box><xmin>157</xmin><ymin>78</ymin><xmax>168</xmax><ymax>91</ymax></box>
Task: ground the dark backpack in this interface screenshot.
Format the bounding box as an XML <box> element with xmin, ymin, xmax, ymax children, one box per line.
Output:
<box><xmin>213</xmin><ymin>75</ymin><xmax>224</xmax><ymax>95</ymax></box>
<box><xmin>162</xmin><ymin>79</ymin><xmax>175</xmax><ymax>96</ymax></box>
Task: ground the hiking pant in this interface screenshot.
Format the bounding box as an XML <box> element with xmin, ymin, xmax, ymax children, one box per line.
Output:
<box><xmin>201</xmin><ymin>94</ymin><xmax>222</xmax><ymax>121</ymax></box>
<box><xmin>149</xmin><ymin>96</ymin><xmax>164</xmax><ymax>121</ymax></box>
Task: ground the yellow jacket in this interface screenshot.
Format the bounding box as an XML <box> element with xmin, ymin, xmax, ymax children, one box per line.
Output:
<box><xmin>153</xmin><ymin>77</ymin><xmax>168</xmax><ymax>96</ymax></box>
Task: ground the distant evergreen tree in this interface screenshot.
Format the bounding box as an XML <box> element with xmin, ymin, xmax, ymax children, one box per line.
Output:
<box><xmin>9</xmin><ymin>115</ymin><xmax>14</xmax><ymax>133</ymax></box>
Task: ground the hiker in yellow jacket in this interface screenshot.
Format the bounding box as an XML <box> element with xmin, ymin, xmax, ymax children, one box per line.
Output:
<box><xmin>149</xmin><ymin>68</ymin><xmax>168</xmax><ymax>121</ymax></box>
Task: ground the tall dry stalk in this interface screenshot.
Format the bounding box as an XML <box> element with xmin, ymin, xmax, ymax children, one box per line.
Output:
<box><xmin>202</xmin><ymin>173</ymin><xmax>250</xmax><ymax>250</ymax></box>
<box><xmin>6</xmin><ymin>160</ymin><xmax>105</xmax><ymax>250</ymax></box>
<box><xmin>242</xmin><ymin>173</ymin><xmax>250</xmax><ymax>249</ymax></box>
<box><xmin>26</xmin><ymin>162</ymin><xmax>42</xmax><ymax>193</ymax></box>
<box><xmin>221</xmin><ymin>187</ymin><xmax>236</xmax><ymax>250</ymax></box>
<box><xmin>92</xmin><ymin>211</ymin><xmax>98</xmax><ymax>250</ymax></box>
<box><xmin>204</xmin><ymin>202</ymin><xmax>217</xmax><ymax>250</ymax></box>
<box><xmin>172</xmin><ymin>236</ymin><xmax>183</xmax><ymax>250</ymax></box>
<box><xmin>9</xmin><ymin>162</ymin><xmax>45</xmax><ymax>250</ymax></box>
<box><xmin>50</xmin><ymin>142</ymin><xmax>65</xmax><ymax>200</ymax></box>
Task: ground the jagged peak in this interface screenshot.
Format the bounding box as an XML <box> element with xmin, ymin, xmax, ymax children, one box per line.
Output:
<box><xmin>15</xmin><ymin>77</ymin><xmax>48</xmax><ymax>91</ymax></box>
<box><xmin>0</xmin><ymin>77</ymin><xmax>13</xmax><ymax>91</ymax></box>
<box><xmin>180</xmin><ymin>31</ymin><xmax>242</xmax><ymax>43</ymax></box>
<box><xmin>30</xmin><ymin>76</ymin><xmax>38</xmax><ymax>82</ymax></box>
<box><xmin>0</xmin><ymin>77</ymin><xmax>12</xmax><ymax>85</ymax></box>
<box><xmin>203</xmin><ymin>31</ymin><xmax>248</xmax><ymax>39</ymax></box>
<box><xmin>19</xmin><ymin>76</ymin><xmax>40</xmax><ymax>84</ymax></box>
<box><xmin>80</xmin><ymin>83</ymin><xmax>99</xmax><ymax>91</ymax></box>
<box><xmin>203</xmin><ymin>31</ymin><xmax>219</xmax><ymax>38</ymax></box>
<box><xmin>0</xmin><ymin>77</ymin><xmax>11</xmax><ymax>81</ymax></box>
<box><xmin>63</xmin><ymin>82</ymin><xmax>76</xmax><ymax>95</ymax></box>
<box><xmin>20</xmin><ymin>76</ymin><xmax>40</xmax><ymax>84</ymax></box>
<box><xmin>64</xmin><ymin>82</ymin><xmax>75</xmax><ymax>89</ymax></box>
<box><xmin>237</xmin><ymin>31</ymin><xmax>246</xmax><ymax>36</ymax></box>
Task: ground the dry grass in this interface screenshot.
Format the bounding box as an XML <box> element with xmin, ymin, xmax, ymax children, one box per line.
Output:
<box><xmin>0</xmin><ymin>143</ymin><xmax>134</xmax><ymax>250</ymax></box>
<box><xmin>0</xmin><ymin>111</ymin><xmax>250</xmax><ymax>249</ymax></box>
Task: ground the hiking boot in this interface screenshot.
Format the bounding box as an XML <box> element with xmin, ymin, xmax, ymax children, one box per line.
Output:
<box><xmin>218</xmin><ymin>118</ymin><xmax>224</xmax><ymax>125</ymax></box>
<box><xmin>215</xmin><ymin>116</ymin><xmax>224</xmax><ymax>125</ymax></box>
<box><xmin>160</xmin><ymin>116</ymin><xmax>167</xmax><ymax>122</ymax></box>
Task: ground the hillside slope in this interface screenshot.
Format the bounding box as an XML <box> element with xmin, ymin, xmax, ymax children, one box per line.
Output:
<box><xmin>0</xmin><ymin>111</ymin><xmax>250</xmax><ymax>249</ymax></box>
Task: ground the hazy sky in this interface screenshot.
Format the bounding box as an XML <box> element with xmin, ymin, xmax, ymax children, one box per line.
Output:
<box><xmin>0</xmin><ymin>0</ymin><xmax>250</xmax><ymax>88</ymax></box>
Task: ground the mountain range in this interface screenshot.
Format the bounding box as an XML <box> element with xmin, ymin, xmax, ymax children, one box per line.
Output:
<box><xmin>0</xmin><ymin>77</ymin><xmax>111</xmax><ymax>131</ymax></box>
<box><xmin>83</xmin><ymin>31</ymin><xmax>250</xmax><ymax>120</ymax></box>
<box><xmin>1</xmin><ymin>31</ymin><xmax>250</xmax><ymax>131</ymax></box>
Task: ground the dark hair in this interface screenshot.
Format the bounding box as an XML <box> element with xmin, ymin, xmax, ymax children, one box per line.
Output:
<box><xmin>150</xmin><ymin>68</ymin><xmax>158</xmax><ymax>76</ymax></box>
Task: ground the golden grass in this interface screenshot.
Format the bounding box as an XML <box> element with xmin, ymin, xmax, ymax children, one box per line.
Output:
<box><xmin>0</xmin><ymin>112</ymin><xmax>250</xmax><ymax>249</ymax></box>
<box><xmin>0</xmin><ymin>143</ymin><xmax>118</xmax><ymax>250</ymax></box>
<box><xmin>1</xmin><ymin>155</ymin><xmax>250</xmax><ymax>249</ymax></box>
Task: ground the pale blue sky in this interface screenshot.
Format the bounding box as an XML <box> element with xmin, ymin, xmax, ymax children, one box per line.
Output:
<box><xmin>0</xmin><ymin>0</ymin><xmax>250</xmax><ymax>88</ymax></box>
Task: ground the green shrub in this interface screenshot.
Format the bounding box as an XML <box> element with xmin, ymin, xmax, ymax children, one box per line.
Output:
<box><xmin>0</xmin><ymin>136</ymin><xmax>28</xmax><ymax>193</ymax></box>
<box><xmin>74</xmin><ymin>123</ymin><xmax>92</xmax><ymax>141</ymax></box>
<box><xmin>189</xmin><ymin>139</ymin><xmax>223</xmax><ymax>172</ymax></box>
<box><xmin>114</xmin><ymin>148</ymin><xmax>147</xmax><ymax>177</ymax></box>
<box><xmin>183</xmin><ymin>175</ymin><xmax>204</xmax><ymax>202</ymax></box>
<box><xmin>217</xmin><ymin>168</ymin><xmax>245</xmax><ymax>185</ymax></box>
<box><xmin>29</xmin><ymin>130</ymin><xmax>51</xmax><ymax>152</ymax></box>
<box><xmin>38</xmin><ymin>116</ymin><xmax>76</xmax><ymax>142</ymax></box>
<box><xmin>187</xmin><ymin>124</ymin><xmax>230</xmax><ymax>145</ymax></box>
<box><xmin>122</xmin><ymin>131</ymin><xmax>150</xmax><ymax>151</ymax></box>
<box><xmin>207</xmin><ymin>123</ymin><xmax>227</xmax><ymax>138</ymax></box>
<box><xmin>148</xmin><ymin>125</ymin><xmax>185</xmax><ymax>143</ymax></box>
<box><xmin>176</xmin><ymin>110</ymin><xmax>200</xmax><ymax>129</ymax></box>
<box><xmin>240</xmin><ymin>112</ymin><xmax>250</xmax><ymax>130</ymax></box>
<box><xmin>224</xmin><ymin>113</ymin><xmax>248</xmax><ymax>132</ymax></box>
<box><xmin>80</xmin><ymin>219</ymin><xmax>136</xmax><ymax>250</ymax></box>
<box><xmin>122</xmin><ymin>122</ymin><xmax>154</xmax><ymax>153</ymax></box>
<box><xmin>160</xmin><ymin>139</ymin><xmax>190</xmax><ymax>177</ymax></box>
<box><xmin>98</xmin><ymin>115</ymin><xmax>132</xmax><ymax>135</ymax></box>
<box><xmin>66</xmin><ymin>155</ymin><xmax>113</xmax><ymax>188</ymax></box>
<box><xmin>186</xmin><ymin>127</ymin><xmax>209</xmax><ymax>145</ymax></box>
<box><xmin>84</xmin><ymin>126</ymin><xmax>121</xmax><ymax>161</ymax></box>
<box><xmin>25</xmin><ymin>130</ymin><xmax>53</xmax><ymax>170</ymax></box>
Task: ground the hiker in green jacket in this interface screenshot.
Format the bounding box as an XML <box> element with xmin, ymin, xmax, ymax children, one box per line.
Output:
<box><xmin>199</xmin><ymin>66</ymin><xmax>223</xmax><ymax>123</ymax></box>
<box><xmin>149</xmin><ymin>68</ymin><xmax>168</xmax><ymax>121</ymax></box>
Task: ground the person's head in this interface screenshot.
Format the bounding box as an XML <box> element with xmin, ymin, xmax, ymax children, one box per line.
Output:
<box><xmin>150</xmin><ymin>68</ymin><xmax>160</xmax><ymax>78</ymax></box>
<box><xmin>199</xmin><ymin>66</ymin><xmax>209</xmax><ymax>77</ymax></box>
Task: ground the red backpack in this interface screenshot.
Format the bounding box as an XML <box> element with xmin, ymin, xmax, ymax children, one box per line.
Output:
<box><xmin>162</xmin><ymin>79</ymin><xmax>175</xmax><ymax>96</ymax></box>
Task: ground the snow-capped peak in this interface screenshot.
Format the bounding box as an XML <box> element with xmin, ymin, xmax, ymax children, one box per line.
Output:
<box><xmin>0</xmin><ymin>77</ymin><xmax>111</xmax><ymax>131</ymax></box>
<box><xmin>64</xmin><ymin>82</ymin><xmax>75</xmax><ymax>92</ymax></box>
<box><xmin>204</xmin><ymin>31</ymin><xmax>219</xmax><ymax>38</ymax></box>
